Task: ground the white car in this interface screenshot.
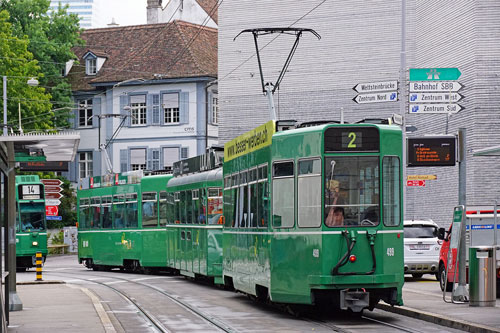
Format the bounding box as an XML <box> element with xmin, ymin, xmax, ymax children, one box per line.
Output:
<box><xmin>403</xmin><ymin>219</ymin><xmax>441</xmax><ymax>279</ymax></box>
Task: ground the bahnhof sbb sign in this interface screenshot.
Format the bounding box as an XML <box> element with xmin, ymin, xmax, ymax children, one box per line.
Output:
<box><xmin>407</xmin><ymin>136</ymin><xmax>456</xmax><ymax>167</ymax></box>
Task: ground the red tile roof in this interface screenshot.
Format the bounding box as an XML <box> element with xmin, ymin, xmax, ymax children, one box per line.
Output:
<box><xmin>68</xmin><ymin>20</ymin><xmax>218</xmax><ymax>91</ymax></box>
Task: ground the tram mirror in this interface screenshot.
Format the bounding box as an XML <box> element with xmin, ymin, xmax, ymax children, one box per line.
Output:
<box><xmin>437</xmin><ymin>227</ymin><xmax>445</xmax><ymax>240</ymax></box>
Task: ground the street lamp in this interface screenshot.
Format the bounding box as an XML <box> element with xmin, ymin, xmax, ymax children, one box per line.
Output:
<box><xmin>3</xmin><ymin>76</ymin><xmax>40</xmax><ymax>136</ymax></box>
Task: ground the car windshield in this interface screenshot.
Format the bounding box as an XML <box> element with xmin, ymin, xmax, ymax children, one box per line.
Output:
<box><xmin>404</xmin><ymin>225</ymin><xmax>437</xmax><ymax>238</ymax></box>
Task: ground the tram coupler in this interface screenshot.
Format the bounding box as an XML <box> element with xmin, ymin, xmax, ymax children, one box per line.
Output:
<box><xmin>366</xmin><ymin>230</ymin><xmax>377</xmax><ymax>245</ymax></box>
<box><xmin>340</xmin><ymin>289</ymin><xmax>369</xmax><ymax>313</ymax></box>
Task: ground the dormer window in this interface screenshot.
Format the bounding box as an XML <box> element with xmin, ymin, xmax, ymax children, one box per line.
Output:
<box><xmin>86</xmin><ymin>57</ymin><xmax>97</xmax><ymax>75</ymax></box>
<box><xmin>83</xmin><ymin>51</ymin><xmax>106</xmax><ymax>76</ymax></box>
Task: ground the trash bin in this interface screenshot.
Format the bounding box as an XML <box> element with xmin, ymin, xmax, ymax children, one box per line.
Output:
<box><xmin>469</xmin><ymin>246</ymin><xmax>496</xmax><ymax>307</ymax></box>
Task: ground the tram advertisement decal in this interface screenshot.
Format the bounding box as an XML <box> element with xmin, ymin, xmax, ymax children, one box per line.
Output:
<box><xmin>224</xmin><ymin>121</ymin><xmax>275</xmax><ymax>162</ymax></box>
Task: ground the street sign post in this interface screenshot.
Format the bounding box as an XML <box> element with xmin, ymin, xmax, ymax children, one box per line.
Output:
<box><xmin>409</xmin><ymin>68</ymin><xmax>461</xmax><ymax>81</ymax></box>
<box><xmin>353</xmin><ymin>91</ymin><xmax>398</xmax><ymax>104</ymax></box>
<box><xmin>45</xmin><ymin>192</ymin><xmax>63</xmax><ymax>200</ymax></box>
<box><xmin>409</xmin><ymin>92</ymin><xmax>463</xmax><ymax>103</ymax></box>
<box><xmin>409</xmin><ymin>81</ymin><xmax>463</xmax><ymax>92</ymax></box>
<box><xmin>409</xmin><ymin>104</ymin><xmax>462</xmax><ymax>114</ymax></box>
<box><xmin>407</xmin><ymin>175</ymin><xmax>437</xmax><ymax>181</ymax></box>
<box><xmin>45</xmin><ymin>206</ymin><xmax>58</xmax><ymax>216</ymax></box>
<box><xmin>407</xmin><ymin>180</ymin><xmax>426</xmax><ymax>187</ymax></box>
<box><xmin>353</xmin><ymin>80</ymin><xmax>398</xmax><ymax>93</ymax></box>
<box><xmin>45</xmin><ymin>199</ymin><xmax>61</xmax><ymax>206</ymax></box>
<box><xmin>40</xmin><ymin>179</ymin><xmax>63</xmax><ymax>186</ymax></box>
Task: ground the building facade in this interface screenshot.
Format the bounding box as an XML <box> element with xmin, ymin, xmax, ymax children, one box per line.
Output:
<box><xmin>65</xmin><ymin>21</ymin><xmax>218</xmax><ymax>184</ymax></box>
<box><xmin>218</xmin><ymin>0</ymin><xmax>500</xmax><ymax>226</ymax></box>
<box><xmin>49</xmin><ymin>0</ymin><xmax>104</xmax><ymax>28</ymax></box>
<box><xmin>147</xmin><ymin>0</ymin><xmax>218</xmax><ymax>27</ymax></box>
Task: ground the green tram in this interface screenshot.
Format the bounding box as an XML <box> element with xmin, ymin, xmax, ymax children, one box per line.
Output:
<box><xmin>15</xmin><ymin>175</ymin><xmax>48</xmax><ymax>269</ymax></box>
<box><xmin>165</xmin><ymin>165</ymin><xmax>224</xmax><ymax>283</ymax></box>
<box><xmin>77</xmin><ymin>172</ymin><xmax>172</xmax><ymax>272</ymax></box>
<box><xmin>221</xmin><ymin>120</ymin><xmax>404</xmax><ymax>312</ymax></box>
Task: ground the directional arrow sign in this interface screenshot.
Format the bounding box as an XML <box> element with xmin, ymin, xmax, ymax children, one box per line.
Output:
<box><xmin>409</xmin><ymin>104</ymin><xmax>462</xmax><ymax>114</ymax></box>
<box><xmin>45</xmin><ymin>199</ymin><xmax>61</xmax><ymax>206</ymax></box>
<box><xmin>353</xmin><ymin>80</ymin><xmax>398</xmax><ymax>93</ymax></box>
<box><xmin>45</xmin><ymin>192</ymin><xmax>63</xmax><ymax>200</ymax></box>
<box><xmin>407</xmin><ymin>175</ymin><xmax>437</xmax><ymax>181</ymax></box>
<box><xmin>45</xmin><ymin>185</ymin><xmax>63</xmax><ymax>193</ymax></box>
<box><xmin>46</xmin><ymin>216</ymin><xmax>62</xmax><ymax>221</ymax></box>
<box><xmin>409</xmin><ymin>81</ymin><xmax>463</xmax><ymax>92</ymax></box>
<box><xmin>409</xmin><ymin>68</ymin><xmax>461</xmax><ymax>81</ymax></box>
<box><xmin>353</xmin><ymin>91</ymin><xmax>398</xmax><ymax>104</ymax></box>
<box><xmin>407</xmin><ymin>180</ymin><xmax>426</xmax><ymax>187</ymax></box>
<box><xmin>409</xmin><ymin>92</ymin><xmax>463</xmax><ymax>103</ymax></box>
<box><xmin>40</xmin><ymin>179</ymin><xmax>63</xmax><ymax>186</ymax></box>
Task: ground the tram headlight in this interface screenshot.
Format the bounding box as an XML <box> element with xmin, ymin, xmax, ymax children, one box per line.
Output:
<box><xmin>32</xmin><ymin>241</ymin><xmax>38</xmax><ymax>246</ymax></box>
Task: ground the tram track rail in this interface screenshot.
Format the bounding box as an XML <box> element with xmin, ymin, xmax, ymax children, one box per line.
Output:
<box><xmin>46</xmin><ymin>270</ymin><xmax>239</xmax><ymax>333</ymax></box>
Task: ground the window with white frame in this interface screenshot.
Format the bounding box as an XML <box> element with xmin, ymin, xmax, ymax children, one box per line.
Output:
<box><xmin>130</xmin><ymin>95</ymin><xmax>147</xmax><ymax>126</ymax></box>
<box><xmin>86</xmin><ymin>57</ymin><xmax>97</xmax><ymax>75</ymax></box>
<box><xmin>163</xmin><ymin>147</ymin><xmax>179</xmax><ymax>171</ymax></box>
<box><xmin>162</xmin><ymin>93</ymin><xmax>179</xmax><ymax>124</ymax></box>
<box><xmin>79</xmin><ymin>152</ymin><xmax>93</xmax><ymax>179</ymax></box>
<box><xmin>130</xmin><ymin>148</ymin><xmax>146</xmax><ymax>171</ymax></box>
<box><xmin>212</xmin><ymin>95</ymin><xmax>219</xmax><ymax>124</ymax></box>
<box><xmin>78</xmin><ymin>99</ymin><xmax>93</xmax><ymax>127</ymax></box>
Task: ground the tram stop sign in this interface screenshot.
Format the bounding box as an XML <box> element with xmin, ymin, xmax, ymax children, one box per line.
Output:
<box><xmin>46</xmin><ymin>206</ymin><xmax>58</xmax><ymax>216</ymax></box>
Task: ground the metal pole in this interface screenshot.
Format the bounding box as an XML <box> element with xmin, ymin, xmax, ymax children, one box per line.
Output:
<box><xmin>3</xmin><ymin>76</ymin><xmax>7</xmax><ymax>136</ymax></box>
<box><xmin>453</xmin><ymin>127</ymin><xmax>468</xmax><ymax>301</ymax></box>
<box><xmin>400</xmin><ymin>0</ymin><xmax>407</xmax><ymax>222</ymax></box>
<box><xmin>6</xmin><ymin>142</ymin><xmax>22</xmax><ymax>310</ymax></box>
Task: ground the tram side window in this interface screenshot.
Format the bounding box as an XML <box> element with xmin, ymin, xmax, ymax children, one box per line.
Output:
<box><xmin>272</xmin><ymin>161</ymin><xmax>295</xmax><ymax>228</ymax></box>
<box><xmin>102</xmin><ymin>196</ymin><xmax>112</xmax><ymax>229</ymax></box>
<box><xmin>192</xmin><ymin>189</ymin><xmax>202</xmax><ymax>224</ymax></box>
<box><xmin>159</xmin><ymin>191</ymin><xmax>168</xmax><ymax>226</ymax></box>
<box><xmin>142</xmin><ymin>192</ymin><xmax>158</xmax><ymax>228</ymax></box>
<box><xmin>180</xmin><ymin>191</ymin><xmax>187</xmax><ymax>223</ymax></box>
<box><xmin>126</xmin><ymin>193</ymin><xmax>138</xmax><ymax>228</ymax></box>
<box><xmin>207</xmin><ymin>188</ymin><xmax>222</xmax><ymax>224</ymax></box>
<box><xmin>258</xmin><ymin>164</ymin><xmax>269</xmax><ymax>228</ymax></box>
<box><xmin>249</xmin><ymin>168</ymin><xmax>258</xmax><ymax>228</ymax></box>
<box><xmin>231</xmin><ymin>173</ymin><xmax>239</xmax><ymax>227</ymax></box>
<box><xmin>239</xmin><ymin>171</ymin><xmax>249</xmax><ymax>228</ymax></box>
<box><xmin>79</xmin><ymin>198</ymin><xmax>90</xmax><ymax>229</ymax></box>
<box><xmin>174</xmin><ymin>192</ymin><xmax>180</xmax><ymax>223</ymax></box>
<box><xmin>298</xmin><ymin>158</ymin><xmax>322</xmax><ymax>228</ymax></box>
<box><xmin>91</xmin><ymin>197</ymin><xmax>101</xmax><ymax>229</ymax></box>
<box><xmin>383</xmin><ymin>156</ymin><xmax>401</xmax><ymax>227</ymax></box>
<box><xmin>113</xmin><ymin>195</ymin><xmax>125</xmax><ymax>229</ymax></box>
<box><xmin>223</xmin><ymin>176</ymin><xmax>233</xmax><ymax>227</ymax></box>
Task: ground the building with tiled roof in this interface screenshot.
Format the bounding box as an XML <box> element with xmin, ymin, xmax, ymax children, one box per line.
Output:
<box><xmin>64</xmin><ymin>20</ymin><xmax>219</xmax><ymax>183</ymax></box>
<box><xmin>147</xmin><ymin>0</ymin><xmax>218</xmax><ymax>28</ymax></box>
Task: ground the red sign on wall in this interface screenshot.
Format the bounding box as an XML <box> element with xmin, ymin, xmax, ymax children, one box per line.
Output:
<box><xmin>46</xmin><ymin>206</ymin><xmax>59</xmax><ymax>216</ymax></box>
<box><xmin>406</xmin><ymin>180</ymin><xmax>426</xmax><ymax>187</ymax></box>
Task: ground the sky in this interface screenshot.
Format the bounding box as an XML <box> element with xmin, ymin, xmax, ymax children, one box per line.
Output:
<box><xmin>100</xmin><ymin>0</ymin><xmax>148</xmax><ymax>27</ymax></box>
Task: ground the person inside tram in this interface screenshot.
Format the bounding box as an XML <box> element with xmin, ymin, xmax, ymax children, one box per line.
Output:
<box><xmin>326</xmin><ymin>206</ymin><xmax>345</xmax><ymax>227</ymax></box>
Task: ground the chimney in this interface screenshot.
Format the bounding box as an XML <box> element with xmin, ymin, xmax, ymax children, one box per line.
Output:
<box><xmin>107</xmin><ymin>18</ymin><xmax>119</xmax><ymax>27</ymax></box>
<box><xmin>147</xmin><ymin>0</ymin><xmax>162</xmax><ymax>24</ymax></box>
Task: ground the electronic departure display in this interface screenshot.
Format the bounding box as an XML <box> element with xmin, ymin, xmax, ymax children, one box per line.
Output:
<box><xmin>407</xmin><ymin>136</ymin><xmax>456</xmax><ymax>167</ymax></box>
<box><xmin>324</xmin><ymin>127</ymin><xmax>379</xmax><ymax>152</ymax></box>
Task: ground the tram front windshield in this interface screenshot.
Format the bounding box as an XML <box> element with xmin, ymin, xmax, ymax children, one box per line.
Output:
<box><xmin>19</xmin><ymin>202</ymin><xmax>46</xmax><ymax>231</ymax></box>
<box><xmin>324</xmin><ymin>156</ymin><xmax>380</xmax><ymax>227</ymax></box>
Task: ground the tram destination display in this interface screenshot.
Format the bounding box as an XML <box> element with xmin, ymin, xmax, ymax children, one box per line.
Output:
<box><xmin>324</xmin><ymin>127</ymin><xmax>379</xmax><ymax>152</ymax></box>
<box><xmin>407</xmin><ymin>136</ymin><xmax>456</xmax><ymax>167</ymax></box>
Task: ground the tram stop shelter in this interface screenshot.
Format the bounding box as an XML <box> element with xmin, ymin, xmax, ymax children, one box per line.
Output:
<box><xmin>0</xmin><ymin>132</ymin><xmax>80</xmax><ymax>331</ymax></box>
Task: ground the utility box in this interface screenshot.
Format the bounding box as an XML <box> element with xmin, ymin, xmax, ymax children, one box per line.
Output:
<box><xmin>469</xmin><ymin>246</ymin><xmax>496</xmax><ymax>307</ymax></box>
<box><xmin>63</xmin><ymin>227</ymin><xmax>78</xmax><ymax>253</ymax></box>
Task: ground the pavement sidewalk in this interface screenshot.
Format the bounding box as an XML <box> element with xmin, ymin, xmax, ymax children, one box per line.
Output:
<box><xmin>7</xmin><ymin>281</ymin><xmax>110</xmax><ymax>333</ymax></box>
<box><xmin>378</xmin><ymin>278</ymin><xmax>500</xmax><ymax>333</ymax></box>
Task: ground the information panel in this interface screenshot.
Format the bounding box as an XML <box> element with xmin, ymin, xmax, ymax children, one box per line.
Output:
<box><xmin>324</xmin><ymin>127</ymin><xmax>379</xmax><ymax>152</ymax></box>
<box><xmin>407</xmin><ymin>136</ymin><xmax>456</xmax><ymax>167</ymax></box>
<box><xmin>18</xmin><ymin>184</ymin><xmax>43</xmax><ymax>200</ymax></box>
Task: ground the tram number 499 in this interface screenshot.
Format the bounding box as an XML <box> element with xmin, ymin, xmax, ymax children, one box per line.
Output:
<box><xmin>386</xmin><ymin>248</ymin><xmax>395</xmax><ymax>257</ymax></box>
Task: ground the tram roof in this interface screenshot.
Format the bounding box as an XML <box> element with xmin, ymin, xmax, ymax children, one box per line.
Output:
<box><xmin>167</xmin><ymin>167</ymin><xmax>222</xmax><ymax>188</ymax></box>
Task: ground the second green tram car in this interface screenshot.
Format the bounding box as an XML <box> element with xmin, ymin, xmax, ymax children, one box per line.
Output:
<box><xmin>15</xmin><ymin>175</ymin><xmax>48</xmax><ymax>269</ymax></box>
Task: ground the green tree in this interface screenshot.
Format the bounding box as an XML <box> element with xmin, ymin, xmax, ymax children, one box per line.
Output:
<box><xmin>0</xmin><ymin>0</ymin><xmax>82</xmax><ymax>130</ymax></box>
<box><xmin>0</xmin><ymin>10</ymin><xmax>53</xmax><ymax>132</ymax></box>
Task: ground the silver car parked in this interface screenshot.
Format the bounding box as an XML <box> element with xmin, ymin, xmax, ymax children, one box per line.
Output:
<box><xmin>404</xmin><ymin>219</ymin><xmax>441</xmax><ymax>279</ymax></box>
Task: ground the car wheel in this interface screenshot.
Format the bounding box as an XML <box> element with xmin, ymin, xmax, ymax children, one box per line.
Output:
<box><xmin>439</xmin><ymin>264</ymin><xmax>453</xmax><ymax>292</ymax></box>
<box><xmin>412</xmin><ymin>273</ymin><xmax>423</xmax><ymax>279</ymax></box>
